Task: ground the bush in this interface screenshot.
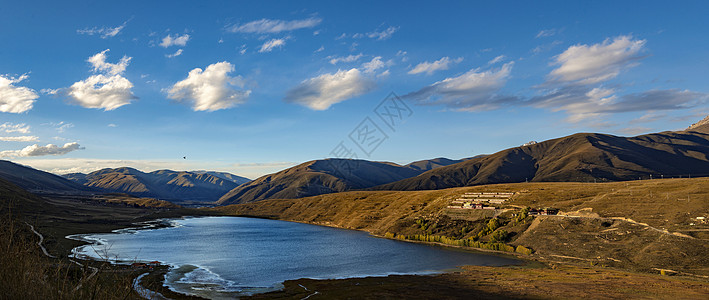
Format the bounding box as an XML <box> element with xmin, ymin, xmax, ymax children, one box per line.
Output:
<box><xmin>490</xmin><ymin>229</ymin><xmax>508</xmax><ymax>242</ymax></box>
<box><xmin>515</xmin><ymin>245</ymin><xmax>533</xmax><ymax>255</ymax></box>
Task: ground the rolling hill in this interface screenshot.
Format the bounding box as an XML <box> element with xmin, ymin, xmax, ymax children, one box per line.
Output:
<box><xmin>217</xmin><ymin>158</ymin><xmax>463</xmax><ymax>205</ymax></box>
<box><xmin>0</xmin><ymin>160</ymin><xmax>92</xmax><ymax>194</ymax></box>
<box><xmin>64</xmin><ymin>167</ymin><xmax>243</xmax><ymax>203</ymax></box>
<box><xmin>373</xmin><ymin>127</ymin><xmax>709</xmax><ymax>191</ymax></box>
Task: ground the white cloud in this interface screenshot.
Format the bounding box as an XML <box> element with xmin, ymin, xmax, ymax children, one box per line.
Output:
<box><xmin>408</xmin><ymin>57</ymin><xmax>463</xmax><ymax>75</ymax></box>
<box><xmin>366</xmin><ymin>26</ymin><xmax>398</xmax><ymax>40</ymax></box>
<box><xmin>160</xmin><ymin>34</ymin><xmax>190</xmax><ymax>47</ymax></box>
<box><xmin>166</xmin><ymin>49</ymin><xmax>183</xmax><ymax>58</ymax></box>
<box><xmin>0</xmin><ymin>74</ymin><xmax>38</xmax><ymax>113</ymax></box>
<box><xmin>536</xmin><ymin>29</ymin><xmax>557</xmax><ymax>38</ymax></box>
<box><xmin>167</xmin><ymin>61</ymin><xmax>250</xmax><ymax>111</ymax></box>
<box><xmin>228</xmin><ymin>17</ymin><xmax>322</xmax><ymax>34</ymax></box>
<box><xmin>314</xmin><ymin>46</ymin><xmax>324</xmax><ymax>53</ymax></box>
<box><xmin>67</xmin><ymin>49</ymin><xmax>135</xmax><ymax>111</ymax></box>
<box><xmin>77</xmin><ymin>20</ymin><xmax>128</xmax><ymax>39</ymax></box>
<box><xmin>284</xmin><ymin>68</ymin><xmax>375</xmax><ymax>110</ymax></box>
<box><xmin>0</xmin><ymin>136</ymin><xmax>38</xmax><ymax>142</ymax></box>
<box><xmin>87</xmin><ymin>49</ymin><xmax>130</xmax><ymax>75</ymax></box>
<box><xmin>362</xmin><ymin>56</ymin><xmax>391</xmax><ymax>74</ymax></box>
<box><xmin>329</xmin><ymin>53</ymin><xmax>363</xmax><ymax>64</ymax></box>
<box><xmin>108</xmin><ymin>123</ymin><xmax>117</xmax><ymax>127</ymax></box>
<box><xmin>529</xmin><ymin>87</ymin><xmax>709</xmax><ymax>122</ymax></box>
<box><xmin>549</xmin><ymin>35</ymin><xmax>645</xmax><ymax>84</ymax></box>
<box><xmin>67</xmin><ymin>74</ymin><xmax>134</xmax><ymax>110</ymax></box>
<box><xmin>0</xmin><ymin>142</ymin><xmax>83</xmax><ymax>158</ymax></box>
<box><xmin>259</xmin><ymin>38</ymin><xmax>286</xmax><ymax>53</ymax></box>
<box><xmin>404</xmin><ymin>62</ymin><xmax>515</xmax><ymax>111</ymax></box>
<box><xmin>0</xmin><ymin>123</ymin><xmax>30</xmax><ymax>134</ymax></box>
<box><xmin>55</xmin><ymin>121</ymin><xmax>74</xmax><ymax>133</ymax></box>
<box><xmin>488</xmin><ymin>55</ymin><xmax>506</xmax><ymax>65</ymax></box>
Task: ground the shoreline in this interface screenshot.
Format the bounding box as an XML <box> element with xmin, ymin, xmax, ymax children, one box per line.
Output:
<box><xmin>65</xmin><ymin>214</ymin><xmax>529</xmax><ymax>299</ymax></box>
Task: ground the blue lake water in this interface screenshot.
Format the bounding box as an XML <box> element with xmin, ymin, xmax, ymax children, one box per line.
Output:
<box><xmin>70</xmin><ymin>216</ymin><xmax>518</xmax><ymax>298</ymax></box>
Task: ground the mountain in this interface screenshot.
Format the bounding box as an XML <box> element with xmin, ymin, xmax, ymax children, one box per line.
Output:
<box><xmin>687</xmin><ymin>115</ymin><xmax>709</xmax><ymax>133</ymax></box>
<box><xmin>217</xmin><ymin>158</ymin><xmax>426</xmax><ymax>205</ymax></box>
<box><xmin>405</xmin><ymin>157</ymin><xmax>467</xmax><ymax>172</ymax></box>
<box><xmin>64</xmin><ymin>168</ymin><xmax>243</xmax><ymax>203</ymax></box>
<box><xmin>373</xmin><ymin>128</ymin><xmax>709</xmax><ymax>191</ymax></box>
<box><xmin>0</xmin><ymin>176</ymin><xmax>57</xmax><ymax>215</ymax></box>
<box><xmin>0</xmin><ymin>160</ymin><xmax>91</xmax><ymax>194</ymax></box>
<box><xmin>191</xmin><ymin>171</ymin><xmax>251</xmax><ymax>185</ymax></box>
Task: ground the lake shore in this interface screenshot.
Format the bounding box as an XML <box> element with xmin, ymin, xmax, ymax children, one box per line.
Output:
<box><xmin>25</xmin><ymin>193</ymin><xmax>709</xmax><ymax>299</ymax></box>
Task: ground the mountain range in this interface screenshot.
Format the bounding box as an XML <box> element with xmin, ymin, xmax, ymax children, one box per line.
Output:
<box><xmin>372</xmin><ymin>125</ymin><xmax>709</xmax><ymax>191</ymax></box>
<box><xmin>217</xmin><ymin>157</ymin><xmax>467</xmax><ymax>205</ymax></box>
<box><xmin>1</xmin><ymin>116</ymin><xmax>708</xmax><ymax>205</ymax></box>
<box><xmin>63</xmin><ymin>168</ymin><xmax>249</xmax><ymax>203</ymax></box>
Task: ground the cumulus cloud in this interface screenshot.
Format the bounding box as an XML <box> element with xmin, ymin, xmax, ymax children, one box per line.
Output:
<box><xmin>167</xmin><ymin>62</ymin><xmax>250</xmax><ymax>111</ymax></box>
<box><xmin>259</xmin><ymin>38</ymin><xmax>286</xmax><ymax>53</ymax></box>
<box><xmin>0</xmin><ymin>142</ymin><xmax>83</xmax><ymax>158</ymax></box>
<box><xmin>549</xmin><ymin>35</ymin><xmax>645</xmax><ymax>85</ymax></box>
<box><xmin>284</xmin><ymin>68</ymin><xmax>375</xmax><ymax>110</ymax></box>
<box><xmin>77</xmin><ymin>20</ymin><xmax>128</xmax><ymax>39</ymax></box>
<box><xmin>0</xmin><ymin>136</ymin><xmax>38</xmax><ymax>142</ymax></box>
<box><xmin>329</xmin><ymin>53</ymin><xmax>363</xmax><ymax>64</ymax></box>
<box><xmin>404</xmin><ymin>62</ymin><xmax>515</xmax><ymax>111</ymax></box>
<box><xmin>65</xmin><ymin>49</ymin><xmax>135</xmax><ymax>111</ymax></box>
<box><xmin>160</xmin><ymin>34</ymin><xmax>190</xmax><ymax>47</ymax></box>
<box><xmin>0</xmin><ymin>74</ymin><xmax>38</xmax><ymax>113</ymax></box>
<box><xmin>408</xmin><ymin>57</ymin><xmax>463</xmax><ymax>75</ymax></box>
<box><xmin>0</xmin><ymin>123</ymin><xmax>30</xmax><ymax>134</ymax></box>
<box><xmin>87</xmin><ymin>49</ymin><xmax>130</xmax><ymax>75</ymax></box>
<box><xmin>228</xmin><ymin>17</ymin><xmax>322</xmax><ymax>34</ymax></box>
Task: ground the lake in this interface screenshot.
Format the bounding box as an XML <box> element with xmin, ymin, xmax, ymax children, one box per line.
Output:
<box><xmin>70</xmin><ymin>216</ymin><xmax>518</xmax><ymax>299</ymax></box>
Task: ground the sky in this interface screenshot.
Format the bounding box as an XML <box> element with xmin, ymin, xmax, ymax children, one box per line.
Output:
<box><xmin>1</xmin><ymin>0</ymin><xmax>708</xmax><ymax>179</ymax></box>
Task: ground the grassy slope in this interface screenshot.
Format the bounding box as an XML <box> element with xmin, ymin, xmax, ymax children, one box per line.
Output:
<box><xmin>213</xmin><ymin>177</ymin><xmax>709</xmax><ymax>275</ymax></box>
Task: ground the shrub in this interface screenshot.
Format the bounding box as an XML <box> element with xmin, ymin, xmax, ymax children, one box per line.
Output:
<box><xmin>515</xmin><ymin>245</ymin><xmax>533</xmax><ymax>255</ymax></box>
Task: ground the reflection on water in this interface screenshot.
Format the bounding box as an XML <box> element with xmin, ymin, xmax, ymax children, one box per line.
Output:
<box><xmin>71</xmin><ymin>216</ymin><xmax>518</xmax><ymax>298</ymax></box>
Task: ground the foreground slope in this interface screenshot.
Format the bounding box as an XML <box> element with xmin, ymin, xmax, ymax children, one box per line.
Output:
<box><xmin>64</xmin><ymin>167</ymin><xmax>241</xmax><ymax>203</ymax></box>
<box><xmin>0</xmin><ymin>160</ymin><xmax>91</xmax><ymax>194</ymax></box>
<box><xmin>373</xmin><ymin>129</ymin><xmax>709</xmax><ymax>191</ymax></box>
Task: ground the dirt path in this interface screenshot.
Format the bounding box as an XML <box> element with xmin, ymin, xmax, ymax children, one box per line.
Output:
<box><xmin>25</xmin><ymin>222</ymin><xmax>56</xmax><ymax>258</ymax></box>
<box><xmin>25</xmin><ymin>222</ymin><xmax>100</xmax><ymax>291</ymax></box>
<box><xmin>547</xmin><ymin>214</ymin><xmax>695</xmax><ymax>239</ymax></box>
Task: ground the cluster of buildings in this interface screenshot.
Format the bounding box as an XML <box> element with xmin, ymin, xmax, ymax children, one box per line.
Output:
<box><xmin>447</xmin><ymin>192</ymin><xmax>515</xmax><ymax>210</ymax></box>
<box><xmin>131</xmin><ymin>261</ymin><xmax>161</xmax><ymax>269</ymax></box>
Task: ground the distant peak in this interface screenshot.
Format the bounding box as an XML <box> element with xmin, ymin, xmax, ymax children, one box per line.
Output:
<box><xmin>687</xmin><ymin>115</ymin><xmax>709</xmax><ymax>131</ymax></box>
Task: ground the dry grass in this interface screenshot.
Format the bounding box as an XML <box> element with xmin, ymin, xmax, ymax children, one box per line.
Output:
<box><xmin>0</xmin><ymin>213</ymin><xmax>136</xmax><ymax>300</ymax></box>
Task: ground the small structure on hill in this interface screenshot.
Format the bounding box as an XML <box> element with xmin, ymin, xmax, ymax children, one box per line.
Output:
<box><xmin>448</xmin><ymin>191</ymin><xmax>515</xmax><ymax>209</ymax></box>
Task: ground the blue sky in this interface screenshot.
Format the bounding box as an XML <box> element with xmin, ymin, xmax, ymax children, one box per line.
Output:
<box><xmin>1</xmin><ymin>0</ymin><xmax>708</xmax><ymax>179</ymax></box>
